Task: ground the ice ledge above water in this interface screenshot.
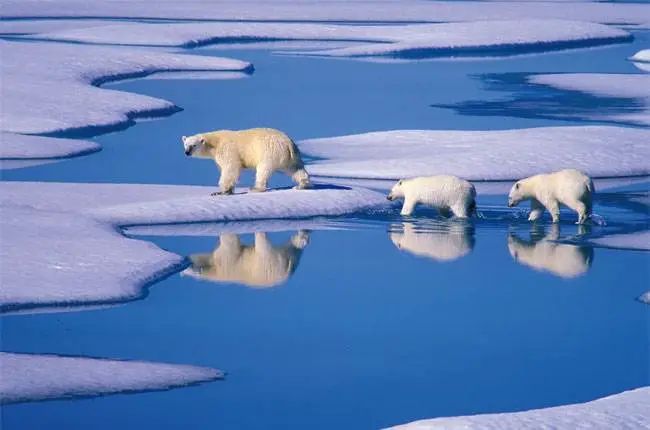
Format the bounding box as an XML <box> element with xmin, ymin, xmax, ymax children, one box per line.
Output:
<box><xmin>299</xmin><ymin>126</ymin><xmax>650</xmax><ymax>181</ymax></box>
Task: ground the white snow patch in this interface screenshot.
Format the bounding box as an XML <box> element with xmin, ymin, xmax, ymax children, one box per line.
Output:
<box><xmin>0</xmin><ymin>19</ymin><xmax>118</xmax><ymax>35</ymax></box>
<box><xmin>0</xmin><ymin>40</ymin><xmax>250</xmax><ymax>158</ymax></box>
<box><xmin>388</xmin><ymin>387</ymin><xmax>650</xmax><ymax>430</ymax></box>
<box><xmin>529</xmin><ymin>73</ymin><xmax>650</xmax><ymax>126</ymax></box>
<box><xmin>0</xmin><ymin>352</ymin><xmax>221</xmax><ymax>404</ymax></box>
<box><xmin>0</xmin><ymin>181</ymin><xmax>385</xmax><ymax>312</ymax></box>
<box><xmin>299</xmin><ymin>126</ymin><xmax>650</xmax><ymax>181</ymax></box>
<box><xmin>33</xmin><ymin>20</ymin><xmax>630</xmax><ymax>59</ymax></box>
<box><xmin>2</xmin><ymin>1</ymin><xmax>649</xmax><ymax>25</ymax></box>
<box><xmin>590</xmin><ymin>231</ymin><xmax>650</xmax><ymax>251</ymax></box>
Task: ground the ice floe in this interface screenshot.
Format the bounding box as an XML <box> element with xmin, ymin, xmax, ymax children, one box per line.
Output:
<box><xmin>299</xmin><ymin>126</ymin><xmax>650</xmax><ymax>181</ymax></box>
<box><xmin>0</xmin><ymin>40</ymin><xmax>250</xmax><ymax>159</ymax></box>
<box><xmin>389</xmin><ymin>387</ymin><xmax>650</xmax><ymax>429</ymax></box>
<box><xmin>0</xmin><ymin>352</ymin><xmax>221</xmax><ymax>404</ymax></box>
<box><xmin>638</xmin><ymin>291</ymin><xmax>650</xmax><ymax>305</ymax></box>
<box><xmin>0</xmin><ymin>132</ymin><xmax>100</xmax><ymax>161</ymax></box>
<box><xmin>31</xmin><ymin>20</ymin><xmax>631</xmax><ymax>59</ymax></box>
<box><xmin>529</xmin><ymin>73</ymin><xmax>650</xmax><ymax>126</ymax></box>
<box><xmin>2</xmin><ymin>1</ymin><xmax>649</xmax><ymax>25</ymax></box>
<box><xmin>0</xmin><ymin>181</ymin><xmax>385</xmax><ymax>312</ymax></box>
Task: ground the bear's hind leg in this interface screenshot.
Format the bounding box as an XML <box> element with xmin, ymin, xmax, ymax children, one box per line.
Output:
<box><xmin>290</xmin><ymin>168</ymin><xmax>311</xmax><ymax>190</ymax></box>
<box><xmin>566</xmin><ymin>199</ymin><xmax>589</xmax><ymax>224</ymax></box>
<box><xmin>252</xmin><ymin>165</ymin><xmax>273</xmax><ymax>192</ymax></box>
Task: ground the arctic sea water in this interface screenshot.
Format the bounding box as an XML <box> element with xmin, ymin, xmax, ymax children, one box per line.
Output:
<box><xmin>2</xmin><ymin>36</ymin><xmax>649</xmax><ymax>429</ymax></box>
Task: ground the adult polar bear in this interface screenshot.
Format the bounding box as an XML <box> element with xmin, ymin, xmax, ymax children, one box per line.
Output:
<box><xmin>182</xmin><ymin>128</ymin><xmax>311</xmax><ymax>195</ymax></box>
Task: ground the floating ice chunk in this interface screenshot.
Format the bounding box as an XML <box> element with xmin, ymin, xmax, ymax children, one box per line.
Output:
<box><xmin>0</xmin><ymin>181</ymin><xmax>385</xmax><ymax>313</ymax></box>
<box><xmin>33</xmin><ymin>20</ymin><xmax>631</xmax><ymax>59</ymax></box>
<box><xmin>529</xmin><ymin>73</ymin><xmax>650</xmax><ymax>126</ymax></box>
<box><xmin>299</xmin><ymin>126</ymin><xmax>650</xmax><ymax>181</ymax></box>
<box><xmin>388</xmin><ymin>387</ymin><xmax>650</xmax><ymax>429</ymax></box>
<box><xmin>2</xmin><ymin>1</ymin><xmax>649</xmax><ymax>25</ymax></box>
<box><xmin>0</xmin><ymin>40</ymin><xmax>250</xmax><ymax>140</ymax></box>
<box><xmin>0</xmin><ymin>132</ymin><xmax>100</xmax><ymax>162</ymax></box>
<box><xmin>0</xmin><ymin>352</ymin><xmax>222</xmax><ymax>404</ymax></box>
<box><xmin>590</xmin><ymin>231</ymin><xmax>650</xmax><ymax>251</ymax></box>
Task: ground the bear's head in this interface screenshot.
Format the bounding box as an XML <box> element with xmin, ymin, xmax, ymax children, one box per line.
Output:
<box><xmin>387</xmin><ymin>179</ymin><xmax>405</xmax><ymax>201</ymax></box>
<box><xmin>508</xmin><ymin>181</ymin><xmax>525</xmax><ymax>207</ymax></box>
<box><xmin>182</xmin><ymin>134</ymin><xmax>210</xmax><ymax>158</ymax></box>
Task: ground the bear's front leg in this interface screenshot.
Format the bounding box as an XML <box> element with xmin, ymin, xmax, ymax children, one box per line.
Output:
<box><xmin>251</xmin><ymin>164</ymin><xmax>272</xmax><ymax>192</ymax></box>
<box><xmin>544</xmin><ymin>200</ymin><xmax>560</xmax><ymax>223</ymax></box>
<box><xmin>400</xmin><ymin>198</ymin><xmax>417</xmax><ymax>216</ymax></box>
<box><xmin>528</xmin><ymin>199</ymin><xmax>545</xmax><ymax>222</ymax></box>
<box><xmin>213</xmin><ymin>164</ymin><xmax>241</xmax><ymax>196</ymax></box>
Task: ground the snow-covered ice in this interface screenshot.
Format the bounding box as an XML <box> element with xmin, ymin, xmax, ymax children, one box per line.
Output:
<box><xmin>2</xmin><ymin>1</ymin><xmax>649</xmax><ymax>25</ymax></box>
<box><xmin>32</xmin><ymin>20</ymin><xmax>631</xmax><ymax>59</ymax></box>
<box><xmin>299</xmin><ymin>126</ymin><xmax>650</xmax><ymax>181</ymax></box>
<box><xmin>0</xmin><ymin>133</ymin><xmax>100</xmax><ymax>160</ymax></box>
<box><xmin>0</xmin><ymin>352</ymin><xmax>222</xmax><ymax>404</ymax></box>
<box><xmin>0</xmin><ymin>40</ymin><xmax>250</xmax><ymax>159</ymax></box>
<box><xmin>0</xmin><ymin>181</ymin><xmax>385</xmax><ymax>312</ymax></box>
<box><xmin>529</xmin><ymin>73</ymin><xmax>650</xmax><ymax>126</ymax></box>
<box><xmin>388</xmin><ymin>387</ymin><xmax>650</xmax><ymax>430</ymax></box>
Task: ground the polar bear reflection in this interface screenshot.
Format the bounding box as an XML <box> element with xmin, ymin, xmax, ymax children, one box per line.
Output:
<box><xmin>183</xmin><ymin>231</ymin><xmax>309</xmax><ymax>288</ymax></box>
<box><xmin>508</xmin><ymin>225</ymin><xmax>593</xmax><ymax>278</ymax></box>
<box><xmin>390</xmin><ymin>221</ymin><xmax>475</xmax><ymax>262</ymax></box>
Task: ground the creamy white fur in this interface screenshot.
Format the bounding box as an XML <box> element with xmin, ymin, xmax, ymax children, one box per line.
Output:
<box><xmin>508</xmin><ymin>225</ymin><xmax>593</xmax><ymax>278</ymax></box>
<box><xmin>508</xmin><ymin>169</ymin><xmax>594</xmax><ymax>224</ymax></box>
<box><xmin>182</xmin><ymin>231</ymin><xmax>308</xmax><ymax>288</ymax></box>
<box><xmin>388</xmin><ymin>175</ymin><xmax>476</xmax><ymax>217</ymax></box>
<box><xmin>390</xmin><ymin>222</ymin><xmax>474</xmax><ymax>262</ymax></box>
<box><xmin>182</xmin><ymin>128</ymin><xmax>310</xmax><ymax>194</ymax></box>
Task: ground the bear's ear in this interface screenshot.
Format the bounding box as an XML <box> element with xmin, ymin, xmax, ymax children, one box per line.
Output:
<box><xmin>181</xmin><ymin>135</ymin><xmax>187</xmax><ymax>143</ymax></box>
<box><xmin>398</xmin><ymin>179</ymin><xmax>403</xmax><ymax>185</ymax></box>
<box><xmin>199</xmin><ymin>136</ymin><xmax>206</xmax><ymax>145</ymax></box>
<box><xmin>515</xmin><ymin>182</ymin><xmax>520</xmax><ymax>189</ymax></box>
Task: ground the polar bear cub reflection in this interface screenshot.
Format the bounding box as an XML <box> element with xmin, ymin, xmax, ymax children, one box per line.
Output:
<box><xmin>508</xmin><ymin>225</ymin><xmax>593</xmax><ymax>278</ymax></box>
<box><xmin>390</xmin><ymin>222</ymin><xmax>475</xmax><ymax>262</ymax></box>
<box><xmin>183</xmin><ymin>231</ymin><xmax>309</xmax><ymax>288</ymax></box>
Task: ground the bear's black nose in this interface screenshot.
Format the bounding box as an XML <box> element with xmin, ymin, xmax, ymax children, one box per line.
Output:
<box><xmin>184</xmin><ymin>149</ymin><xmax>191</xmax><ymax>156</ymax></box>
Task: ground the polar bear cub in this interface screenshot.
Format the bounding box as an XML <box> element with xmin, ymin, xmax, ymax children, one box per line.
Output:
<box><xmin>508</xmin><ymin>169</ymin><xmax>594</xmax><ymax>224</ymax></box>
<box><xmin>387</xmin><ymin>175</ymin><xmax>477</xmax><ymax>217</ymax></box>
<box><xmin>182</xmin><ymin>127</ymin><xmax>311</xmax><ymax>195</ymax></box>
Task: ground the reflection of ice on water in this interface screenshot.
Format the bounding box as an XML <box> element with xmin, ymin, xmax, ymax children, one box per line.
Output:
<box><xmin>390</xmin><ymin>220</ymin><xmax>475</xmax><ymax>262</ymax></box>
<box><xmin>182</xmin><ymin>231</ymin><xmax>309</xmax><ymax>288</ymax></box>
<box><xmin>508</xmin><ymin>224</ymin><xmax>593</xmax><ymax>279</ymax></box>
<box><xmin>589</xmin><ymin>213</ymin><xmax>607</xmax><ymax>226</ymax></box>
